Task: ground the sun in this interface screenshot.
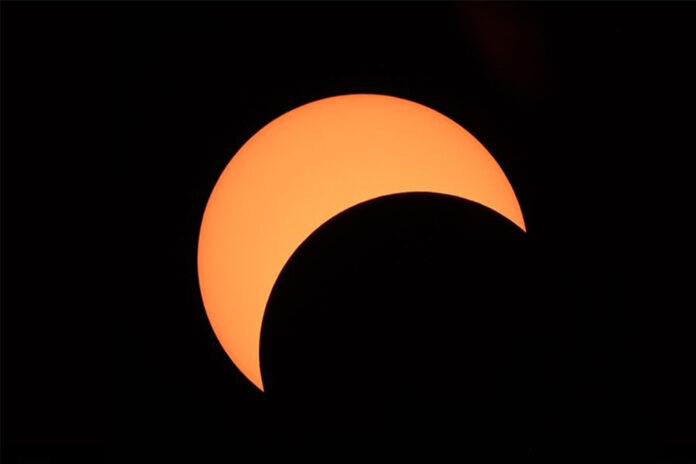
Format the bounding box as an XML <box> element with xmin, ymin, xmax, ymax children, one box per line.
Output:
<box><xmin>198</xmin><ymin>94</ymin><xmax>525</xmax><ymax>390</ymax></box>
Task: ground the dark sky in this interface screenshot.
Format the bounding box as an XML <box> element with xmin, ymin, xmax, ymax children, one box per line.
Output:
<box><xmin>2</xmin><ymin>2</ymin><xmax>695</xmax><ymax>462</ymax></box>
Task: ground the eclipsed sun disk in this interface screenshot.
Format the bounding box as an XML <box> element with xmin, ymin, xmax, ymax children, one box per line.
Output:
<box><xmin>198</xmin><ymin>94</ymin><xmax>525</xmax><ymax>391</ymax></box>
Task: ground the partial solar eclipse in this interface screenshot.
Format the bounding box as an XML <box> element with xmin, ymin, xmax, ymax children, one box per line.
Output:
<box><xmin>198</xmin><ymin>94</ymin><xmax>525</xmax><ymax>391</ymax></box>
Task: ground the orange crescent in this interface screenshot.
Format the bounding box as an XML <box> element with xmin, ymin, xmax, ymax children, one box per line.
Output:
<box><xmin>198</xmin><ymin>94</ymin><xmax>525</xmax><ymax>391</ymax></box>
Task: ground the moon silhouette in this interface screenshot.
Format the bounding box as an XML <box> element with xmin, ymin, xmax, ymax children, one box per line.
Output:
<box><xmin>197</xmin><ymin>94</ymin><xmax>525</xmax><ymax>391</ymax></box>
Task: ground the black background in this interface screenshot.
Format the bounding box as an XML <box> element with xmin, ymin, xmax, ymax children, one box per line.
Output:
<box><xmin>2</xmin><ymin>2</ymin><xmax>695</xmax><ymax>462</ymax></box>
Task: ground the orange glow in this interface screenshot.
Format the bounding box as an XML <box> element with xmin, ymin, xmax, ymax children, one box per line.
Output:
<box><xmin>198</xmin><ymin>94</ymin><xmax>525</xmax><ymax>391</ymax></box>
